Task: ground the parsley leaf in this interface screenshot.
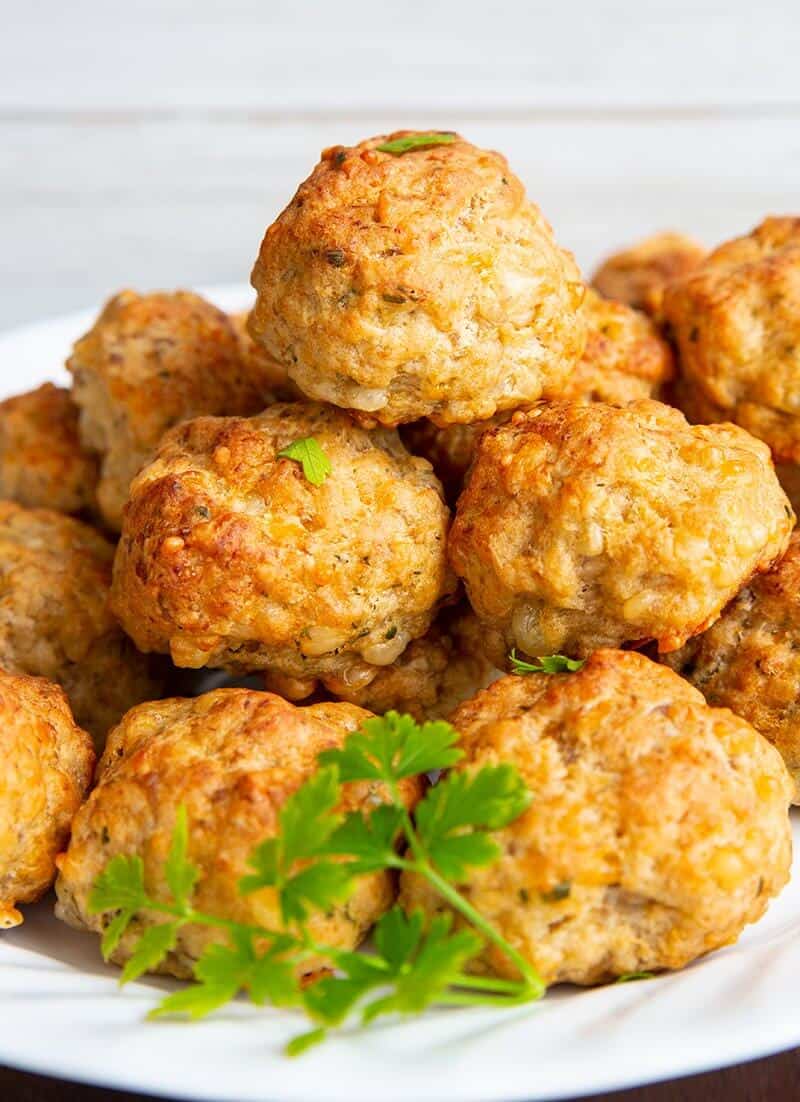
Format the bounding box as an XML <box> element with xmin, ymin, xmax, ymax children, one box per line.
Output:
<box><xmin>120</xmin><ymin>922</ymin><xmax>180</xmax><ymax>985</ymax></box>
<box><xmin>100</xmin><ymin>908</ymin><xmax>136</xmax><ymax>961</ymax></box>
<box><xmin>376</xmin><ymin>133</ymin><xmax>456</xmax><ymax>155</ymax></box>
<box><xmin>276</xmin><ymin>437</ymin><xmax>331</xmax><ymax>486</ymax></box>
<box><xmin>240</xmin><ymin>766</ymin><xmax>342</xmax><ymax>894</ymax></box>
<box><xmin>509</xmin><ymin>650</ymin><xmax>585</xmax><ymax>675</ymax></box>
<box><xmin>415</xmin><ymin>764</ymin><xmax>531</xmax><ymax>879</ymax></box>
<box><xmin>321</xmin><ymin>804</ymin><xmax>404</xmax><ymax>873</ymax></box>
<box><xmin>279</xmin><ymin>766</ymin><xmax>342</xmax><ymax>866</ymax></box>
<box><xmin>89</xmin><ymin>854</ymin><xmax>147</xmax><ymax>915</ymax></box>
<box><xmin>280</xmin><ymin>862</ymin><xmax>354</xmax><ymax>925</ymax></box>
<box><xmin>164</xmin><ymin>806</ymin><xmax>199</xmax><ymax>910</ymax></box>
<box><xmin>361</xmin><ymin>912</ymin><xmax>481</xmax><ymax>1023</ymax></box>
<box><xmin>239</xmin><ymin>766</ymin><xmax>349</xmax><ymax>924</ymax></box>
<box><xmin>319</xmin><ymin>712</ymin><xmax>462</xmax><ymax>784</ymax></box>
<box><xmin>616</xmin><ymin>971</ymin><xmax>655</xmax><ymax>984</ymax></box>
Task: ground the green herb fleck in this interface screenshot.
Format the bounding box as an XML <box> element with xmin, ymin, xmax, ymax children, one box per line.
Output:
<box><xmin>277</xmin><ymin>437</ymin><xmax>331</xmax><ymax>487</ymax></box>
<box><xmin>616</xmin><ymin>971</ymin><xmax>655</xmax><ymax>983</ymax></box>
<box><xmin>540</xmin><ymin>881</ymin><xmax>571</xmax><ymax>903</ymax></box>
<box><xmin>509</xmin><ymin>651</ymin><xmax>585</xmax><ymax>676</ymax></box>
<box><xmin>376</xmin><ymin>133</ymin><xmax>456</xmax><ymax>155</ymax></box>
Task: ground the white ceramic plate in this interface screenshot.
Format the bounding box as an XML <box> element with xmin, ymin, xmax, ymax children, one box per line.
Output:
<box><xmin>1</xmin><ymin>290</ymin><xmax>799</xmax><ymax>1102</ymax></box>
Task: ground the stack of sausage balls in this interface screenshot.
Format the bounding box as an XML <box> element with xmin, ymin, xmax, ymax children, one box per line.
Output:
<box><xmin>1</xmin><ymin>131</ymin><xmax>799</xmax><ymax>992</ymax></box>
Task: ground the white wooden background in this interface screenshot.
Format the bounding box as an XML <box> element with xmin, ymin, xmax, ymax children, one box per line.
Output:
<box><xmin>2</xmin><ymin>0</ymin><xmax>799</xmax><ymax>332</ymax></box>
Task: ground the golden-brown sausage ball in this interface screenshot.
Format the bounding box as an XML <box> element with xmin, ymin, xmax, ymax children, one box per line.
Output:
<box><xmin>309</xmin><ymin>603</ymin><xmax>496</xmax><ymax>720</ymax></box>
<box><xmin>111</xmin><ymin>403</ymin><xmax>455</xmax><ymax>689</ymax></box>
<box><xmin>663</xmin><ymin>531</ymin><xmax>800</xmax><ymax>802</ymax></box>
<box><xmin>55</xmin><ymin>689</ymin><xmax>421</xmax><ymax>977</ymax></box>
<box><xmin>664</xmin><ymin>217</ymin><xmax>800</xmax><ymax>463</ymax></box>
<box><xmin>449</xmin><ymin>400</ymin><xmax>793</xmax><ymax>664</ymax></box>
<box><xmin>402</xmin><ymin>288</ymin><xmax>674</xmax><ymax>503</ymax></box>
<box><xmin>592</xmin><ymin>231</ymin><xmax>706</xmax><ymax>316</ymax></box>
<box><xmin>0</xmin><ymin>670</ymin><xmax>94</xmax><ymax>928</ymax></box>
<box><xmin>68</xmin><ymin>290</ymin><xmax>273</xmax><ymax>530</ymax></box>
<box><xmin>250</xmin><ymin>131</ymin><xmax>585</xmax><ymax>426</ymax></box>
<box><xmin>400</xmin><ymin>650</ymin><xmax>792</xmax><ymax>985</ymax></box>
<box><xmin>0</xmin><ymin>502</ymin><xmax>163</xmax><ymax>745</ymax></box>
<box><xmin>0</xmin><ymin>384</ymin><xmax>99</xmax><ymax>517</ymax></box>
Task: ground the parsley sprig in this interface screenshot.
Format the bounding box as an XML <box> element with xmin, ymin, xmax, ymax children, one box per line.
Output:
<box><xmin>376</xmin><ymin>133</ymin><xmax>456</xmax><ymax>155</ymax></box>
<box><xmin>509</xmin><ymin>650</ymin><xmax>585</xmax><ymax>675</ymax></box>
<box><xmin>88</xmin><ymin>712</ymin><xmax>544</xmax><ymax>1054</ymax></box>
<box><xmin>276</xmin><ymin>437</ymin><xmax>331</xmax><ymax>486</ymax></box>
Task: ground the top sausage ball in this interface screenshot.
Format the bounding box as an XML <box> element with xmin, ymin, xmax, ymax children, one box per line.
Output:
<box><xmin>0</xmin><ymin>501</ymin><xmax>162</xmax><ymax>744</ymax></box>
<box><xmin>250</xmin><ymin>132</ymin><xmax>586</xmax><ymax>426</ymax></box>
<box><xmin>664</xmin><ymin>217</ymin><xmax>800</xmax><ymax>462</ymax></box>
<box><xmin>0</xmin><ymin>384</ymin><xmax>99</xmax><ymax>517</ymax></box>
<box><xmin>592</xmin><ymin>231</ymin><xmax>706</xmax><ymax>317</ymax></box>
<box><xmin>401</xmin><ymin>288</ymin><xmax>674</xmax><ymax>501</ymax></box>
<box><xmin>400</xmin><ymin>650</ymin><xmax>792</xmax><ymax>985</ymax></box>
<box><xmin>663</xmin><ymin>531</ymin><xmax>800</xmax><ymax>802</ymax></box>
<box><xmin>56</xmin><ymin>689</ymin><xmax>421</xmax><ymax>977</ymax></box>
<box><xmin>449</xmin><ymin>400</ymin><xmax>793</xmax><ymax>664</ymax></box>
<box><xmin>111</xmin><ymin>402</ymin><xmax>454</xmax><ymax>689</ymax></box>
<box><xmin>0</xmin><ymin>669</ymin><xmax>94</xmax><ymax>928</ymax></box>
<box><xmin>68</xmin><ymin>290</ymin><xmax>274</xmax><ymax>530</ymax></box>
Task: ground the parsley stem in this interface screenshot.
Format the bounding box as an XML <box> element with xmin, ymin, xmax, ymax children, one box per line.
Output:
<box><xmin>449</xmin><ymin>973</ymin><xmax>529</xmax><ymax>995</ymax></box>
<box><xmin>132</xmin><ymin>897</ymin><xmax>347</xmax><ymax>967</ymax></box>
<box><xmin>436</xmin><ymin>990</ymin><xmax>538</xmax><ymax>1009</ymax></box>
<box><xmin>388</xmin><ymin>788</ymin><xmax>545</xmax><ymax>1001</ymax></box>
<box><xmin>400</xmin><ymin>859</ymin><xmax>545</xmax><ymax>1000</ymax></box>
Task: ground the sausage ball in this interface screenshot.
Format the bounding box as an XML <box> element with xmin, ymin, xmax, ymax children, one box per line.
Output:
<box><xmin>0</xmin><ymin>384</ymin><xmax>99</xmax><ymax>517</ymax></box>
<box><xmin>306</xmin><ymin>603</ymin><xmax>496</xmax><ymax>720</ymax></box>
<box><xmin>400</xmin><ymin>650</ymin><xmax>792</xmax><ymax>985</ymax></box>
<box><xmin>0</xmin><ymin>501</ymin><xmax>163</xmax><ymax>745</ymax></box>
<box><xmin>0</xmin><ymin>670</ymin><xmax>94</xmax><ymax>928</ymax></box>
<box><xmin>111</xmin><ymin>402</ymin><xmax>455</xmax><ymax>689</ymax></box>
<box><xmin>592</xmin><ymin>231</ymin><xmax>706</xmax><ymax>316</ymax></box>
<box><xmin>449</xmin><ymin>400</ymin><xmax>793</xmax><ymax>664</ymax></box>
<box><xmin>55</xmin><ymin>689</ymin><xmax>421</xmax><ymax>977</ymax></box>
<box><xmin>663</xmin><ymin>532</ymin><xmax>800</xmax><ymax>802</ymax></box>
<box><xmin>67</xmin><ymin>290</ymin><xmax>273</xmax><ymax>530</ymax></box>
<box><xmin>401</xmin><ymin>288</ymin><xmax>673</xmax><ymax>502</ymax></box>
<box><xmin>250</xmin><ymin>131</ymin><xmax>586</xmax><ymax>426</ymax></box>
<box><xmin>663</xmin><ymin>217</ymin><xmax>800</xmax><ymax>463</ymax></box>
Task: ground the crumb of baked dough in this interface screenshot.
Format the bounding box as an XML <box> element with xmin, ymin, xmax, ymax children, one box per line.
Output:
<box><xmin>250</xmin><ymin>131</ymin><xmax>586</xmax><ymax>426</ymax></box>
<box><xmin>0</xmin><ymin>669</ymin><xmax>94</xmax><ymax>928</ymax></box>
<box><xmin>55</xmin><ymin>689</ymin><xmax>422</xmax><ymax>977</ymax></box>
<box><xmin>449</xmin><ymin>399</ymin><xmax>793</xmax><ymax>663</ymax></box>
<box><xmin>400</xmin><ymin>650</ymin><xmax>792</xmax><ymax>985</ymax></box>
